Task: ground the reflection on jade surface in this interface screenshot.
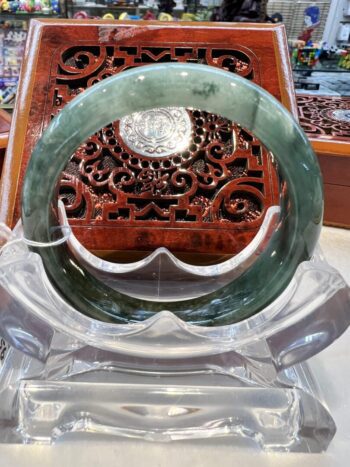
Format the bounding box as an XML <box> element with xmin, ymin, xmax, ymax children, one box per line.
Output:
<box><xmin>22</xmin><ymin>63</ymin><xmax>323</xmax><ymax>326</ymax></box>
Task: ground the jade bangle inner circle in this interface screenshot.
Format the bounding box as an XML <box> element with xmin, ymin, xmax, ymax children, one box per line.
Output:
<box><xmin>21</xmin><ymin>63</ymin><xmax>323</xmax><ymax>326</ymax></box>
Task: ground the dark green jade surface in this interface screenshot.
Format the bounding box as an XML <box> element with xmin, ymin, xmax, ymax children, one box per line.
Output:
<box><xmin>21</xmin><ymin>63</ymin><xmax>323</xmax><ymax>326</ymax></box>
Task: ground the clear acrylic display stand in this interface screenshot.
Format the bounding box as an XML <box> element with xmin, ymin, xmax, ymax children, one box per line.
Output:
<box><xmin>0</xmin><ymin>207</ymin><xmax>349</xmax><ymax>452</ymax></box>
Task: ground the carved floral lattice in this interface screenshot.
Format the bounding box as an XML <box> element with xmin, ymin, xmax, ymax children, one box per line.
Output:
<box><xmin>47</xmin><ymin>42</ymin><xmax>278</xmax><ymax>253</ymax></box>
<box><xmin>60</xmin><ymin>111</ymin><xmax>272</xmax><ymax>225</ymax></box>
<box><xmin>297</xmin><ymin>95</ymin><xmax>350</xmax><ymax>141</ymax></box>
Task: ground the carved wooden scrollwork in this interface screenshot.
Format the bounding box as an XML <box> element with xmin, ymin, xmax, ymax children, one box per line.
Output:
<box><xmin>48</xmin><ymin>42</ymin><xmax>278</xmax><ymax>254</ymax></box>
<box><xmin>60</xmin><ymin>111</ymin><xmax>272</xmax><ymax>227</ymax></box>
<box><xmin>297</xmin><ymin>95</ymin><xmax>350</xmax><ymax>141</ymax></box>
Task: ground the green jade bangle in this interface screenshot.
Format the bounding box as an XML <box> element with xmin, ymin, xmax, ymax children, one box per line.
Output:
<box><xmin>22</xmin><ymin>63</ymin><xmax>323</xmax><ymax>326</ymax></box>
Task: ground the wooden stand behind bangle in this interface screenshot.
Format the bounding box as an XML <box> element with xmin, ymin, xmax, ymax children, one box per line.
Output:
<box><xmin>0</xmin><ymin>20</ymin><xmax>296</xmax><ymax>257</ymax></box>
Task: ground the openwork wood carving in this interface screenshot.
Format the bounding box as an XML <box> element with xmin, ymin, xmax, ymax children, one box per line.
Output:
<box><xmin>61</xmin><ymin>112</ymin><xmax>273</xmax><ymax>224</ymax></box>
<box><xmin>2</xmin><ymin>22</ymin><xmax>296</xmax><ymax>255</ymax></box>
<box><xmin>297</xmin><ymin>95</ymin><xmax>350</xmax><ymax>141</ymax></box>
<box><xmin>49</xmin><ymin>43</ymin><xmax>278</xmax><ymax>254</ymax></box>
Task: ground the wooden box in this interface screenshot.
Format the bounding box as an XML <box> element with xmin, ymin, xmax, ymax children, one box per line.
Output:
<box><xmin>0</xmin><ymin>20</ymin><xmax>297</xmax><ymax>256</ymax></box>
<box><xmin>297</xmin><ymin>95</ymin><xmax>350</xmax><ymax>229</ymax></box>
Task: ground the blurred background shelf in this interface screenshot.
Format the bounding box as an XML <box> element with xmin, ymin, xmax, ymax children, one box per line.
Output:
<box><xmin>0</xmin><ymin>13</ymin><xmax>61</xmax><ymax>19</ymax></box>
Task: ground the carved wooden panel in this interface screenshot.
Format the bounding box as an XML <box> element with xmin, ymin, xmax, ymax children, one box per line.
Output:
<box><xmin>297</xmin><ymin>95</ymin><xmax>350</xmax><ymax>141</ymax></box>
<box><xmin>297</xmin><ymin>94</ymin><xmax>350</xmax><ymax>229</ymax></box>
<box><xmin>0</xmin><ymin>21</ymin><xmax>296</xmax><ymax>255</ymax></box>
<box><xmin>54</xmin><ymin>43</ymin><xmax>276</xmax><ymax>253</ymax></box>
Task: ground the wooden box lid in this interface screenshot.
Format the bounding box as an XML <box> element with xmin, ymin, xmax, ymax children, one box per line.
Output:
<box><xmin>0</xmin><ymin>20</ymin><xmax>296</xmax><ymax>256</ymax></box>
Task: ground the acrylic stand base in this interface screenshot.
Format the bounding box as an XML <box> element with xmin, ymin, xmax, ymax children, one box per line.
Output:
<box><xmin>0</xmin><ymin>223</ymin><xmax>349</xmax><ymax>451</ymax></box>
<box><xmin>0</xmin><ymin>344</ymin><xmax>337</xmax><ymax>452</ymax></box>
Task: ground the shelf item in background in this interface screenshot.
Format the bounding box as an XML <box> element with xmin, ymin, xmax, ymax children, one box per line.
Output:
<box><xmin>73</xmin><ymin>9</ymin><xmax>88</xmax><ymax>17</ymax></box>
<box><xmin>337</xmin><ymin>23</ymin><xmax>350</xmax><ymax>42</ymax></box>
<box><xmin>0</xmin><ymin>24</ymin><xmax>26</xmax><ymax>107</ymax></box>
<box><xmin>51</xmin><ymin>0</ymin><xmax>60</xmax><ymax>14</ymax></box>
<box><xmin>158</xmin><ymin>11</ymin><xmax>172</xmax><ymax>20</ymax></box>
<box><xmin>0</xmin><ymin>27</ymin><xmax>27</xmax><ymax>77</ymax></box>
<box><xmin>297</xmin><ymin>94</ymin><xmax>350</xmax><ymax>228</ymax></box>
<box><xmin>0</xmin><ymin>0</ymin><xmax>62</xmax><ymax>14</ymax></box>
<box><xmin>102</xmin><ymin>12</ymin><xmax>114</xmax><ymax>18</ymax></box>
<box><xmin>292</xmin><ymin>46</ymin><xmax>322</xmax><ymax>68</ymax></box>
<box><xmin>0</xmin><ymin>20</ymin><xmax>296</xmax><ymax>258</ymax></box>
<box><xmin>339</xmin><ymin>48</ymin><xmax>350</xmax><ymax>69</ymax></box>
<box><xmin>298</xmin><ymin>4</ymin><xmax>320</xmax><ymax>44</ymax></box>
<box><xmin>291</xmin><ymin>43</ymin><xmax>350</xmax><ymax>73</ymax></box>
<box><xmin>142</xmin><ymin>8</ymin><xmax>156</xmax><ymax>19</ymax></box>
<box><xmin>267</xmin><ymin>0</ymin><xmax>331</xmax><ymax>44</ymax></box>
<box><xmin>0</xmin><ymin>79</ymin><xmax>17</xmax><ymax>104</ymax></box>
<box><xmin>118</xmin><ymin>11</ymin><xmax>140</xmax><ymax>19</ymax></box>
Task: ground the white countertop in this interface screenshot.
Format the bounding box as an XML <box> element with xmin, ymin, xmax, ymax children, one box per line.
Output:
<box><xmin>0</xmin><ymin>226</ymin><xmax>349</xmax><ymax>467</ymax></box>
